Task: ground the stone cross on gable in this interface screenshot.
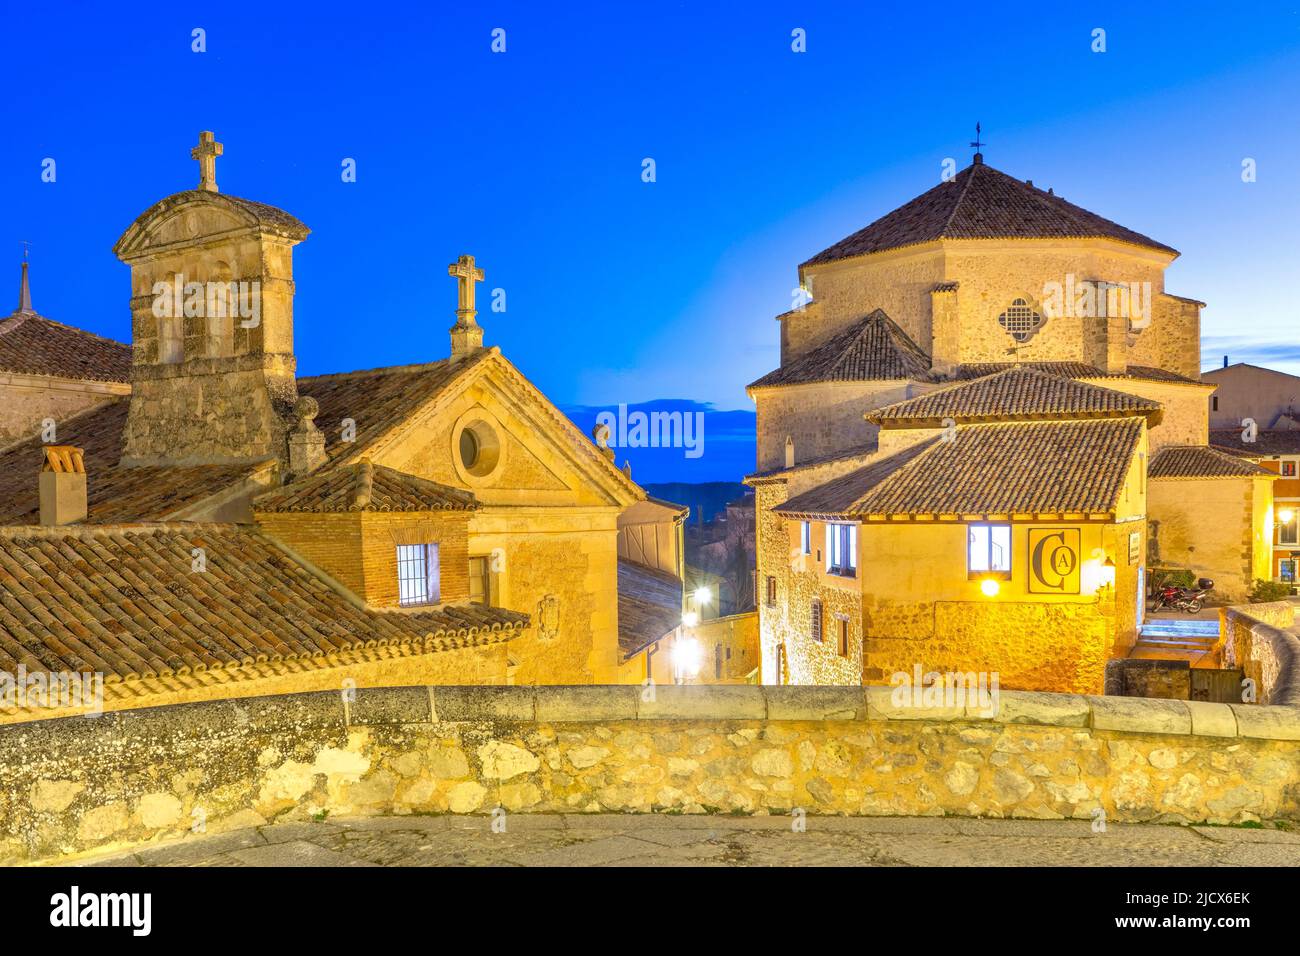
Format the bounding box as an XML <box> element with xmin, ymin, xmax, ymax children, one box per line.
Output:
<box><xmin>191</xmin><ymin>131</ymin><xmax>224</xmax><ymax>193</ymax></box>
<box><xmin>448</xmin><ymin>254</ymin><xmax>485</xmax><ymax>327</ymax></box>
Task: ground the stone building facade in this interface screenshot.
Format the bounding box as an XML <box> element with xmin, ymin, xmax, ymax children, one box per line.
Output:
<box><xmin>746</xmin><ymin>154</ymin><xmax>1272</xmax><ymax>690</ymax></box>
<box><xmin>0</xmin><ymin>132</ymin><xmax>685</xmax><ymax>720</ymax></box>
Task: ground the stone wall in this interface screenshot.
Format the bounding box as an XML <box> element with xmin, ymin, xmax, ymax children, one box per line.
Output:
<box><xmin>5</xmin><ymin>685</ymin><xmax>1297</xmax><ymax>864</ymax></box>
<box><xmin>1223</xmin><ymin>601</ymin><xmax>1300</xmax><ymax>706</ymax></box>
<box><xmin>0</xmin><ymin>377</ymin><xmax>128</xmax><ymax>445</ymax></box>
<box><xmin>753</xmin><ymin>380</ymin><xmax>914</xmax><ymax>472</ymax></box>
<box><xmin>1148</xmin><ymin>475</ymin><xmax>1272</xmax><ymax>604</ymax></box>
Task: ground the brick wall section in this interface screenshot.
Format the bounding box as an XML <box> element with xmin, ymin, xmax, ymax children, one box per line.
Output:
<box><xmin>361</xmin><ymin>512</ymin><xmax>470</xmax><ymax>606</ymax></box>
<box><xmin>256</xmin><ymin>510</ymin><xmax>472</xmax><ymax>607</ymax></box>
<box><xmin>4</xmin><ymin>685</ymin><xmax>1297</xmax><ymax>864</ymax></box>
<box><xmin>256</xmin><ymin>511</ymin><xmax>365</xmax><ymax>594</ymax></box>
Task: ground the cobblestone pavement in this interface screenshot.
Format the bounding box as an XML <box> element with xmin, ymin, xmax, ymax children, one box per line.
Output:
<box><xmin>77</xmin><ymin>816</ymin><xmax>1300</xmax><ymax>867</ymax></box>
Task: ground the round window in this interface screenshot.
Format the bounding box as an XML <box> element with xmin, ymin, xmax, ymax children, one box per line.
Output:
<box><xmin>454</xmin><ymin>417</ymin><xmax>503</xmax><ymax>480</ymax></box>
<box><xmin>459</xmin><ymin>428</ymin><xmax>481</xmax><ymax>470</ymax></box>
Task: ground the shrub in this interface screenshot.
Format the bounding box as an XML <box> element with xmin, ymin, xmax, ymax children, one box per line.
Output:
<box><xmin>1149</xmin><ymin>568</ymin><xmax>1195</xmax><ymax>594</ymax></box>
<box><xmin>1248</xmin><ymin>578</ymin><xmax>1293</xmax><ymax>603</ymax></box>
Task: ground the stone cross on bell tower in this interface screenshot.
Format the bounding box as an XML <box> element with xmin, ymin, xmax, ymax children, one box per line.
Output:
<box><xmin>448</xmin><ymin>253</ymin><xmax>486</xmax><ymax>360</ymax></box>
<box><xmin>191</xmin><ymin>131</ymin><xmax>224</xmax><ymax>193</ymax></box>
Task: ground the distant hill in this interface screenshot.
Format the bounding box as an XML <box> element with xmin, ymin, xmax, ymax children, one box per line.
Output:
<box><xmin>563</xmin><ymin>400</ymin><xmax>755</xmax><ymax>485</ymax></box>
<box><xmin>642</xmin><ymin>481</ymin><xmax>750</xmax><ymax>524</ymax></box>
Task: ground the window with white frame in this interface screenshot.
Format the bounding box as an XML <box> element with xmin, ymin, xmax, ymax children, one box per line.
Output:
<box><xmin>1280</xmin><ymin>511</ymin><xmax>1299</xmax><ymax>546</ymax></box>
<box><xmin>825</xmin><ymin>523</ymin><xmax>857</xmax><ymax>577</ymax></box>
<box><xmin>968</xmin><ymin>524</ymin><xmax>1012</xmax><ymax>578</ymax></box>
<box><xmin>396</xmin><ymin>543</ymin><xmax>440</xmax><ymax>606</ymax></box>
<box><xmin>801</xmin><ymin>521</ymin><xmax>812</xmax><ymax>555</ymax></box>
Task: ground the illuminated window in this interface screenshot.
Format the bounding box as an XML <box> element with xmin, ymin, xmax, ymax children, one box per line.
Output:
<box><xmin>997</xmin><ymin>297</ymin><xmax>1045</xmax><ymax>342</ymax></box>
<box><xmin>825</xmin><ymin>523</ymin><xmax>857</xmax><ymax>578</ymax></box>
<box><xmin>1280</xmin><ymin>512</ymin><xmax>1299</xmax><ymax>546</ymax></box>
<box><xmin>811</xmin><ymin>599</ymin><xmax>823</xmax><ymax>642</ymax></box>
<box><xmin>1281</xmin><ymin>560</ymin><xmax>1296</xmax><ymax>583</ymax></box>
<box><xmin>968</xmin><ymin>524</ymin><xmax>1012</xmax><ymax>578</ymax></box>
<box><xmin>396</xmin><ymin>543</ymin><xmax>440</xmax><ymax>606</ymax></box>
<box><xmin>1282</xmin><ymin>460</ymin><xmax>1297</xmax><ymax>477</ymax></box>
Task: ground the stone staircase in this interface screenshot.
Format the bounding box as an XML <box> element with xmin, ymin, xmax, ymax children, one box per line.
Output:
<box><xmin>1133</xmin><ymin>618</ymin><xmax>1221</xmax><ymax>666</ymax></box>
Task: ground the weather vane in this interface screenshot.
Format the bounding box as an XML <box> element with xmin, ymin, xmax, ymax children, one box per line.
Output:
<box><xmin>970</xmin><ymin>122</ymin><xmax>985</xmax><ymax>155</ymax></box>
<box><xmin>19</xmin><ymin>240</ymin><xmax>30</xmax><ymax>260</ymax></box>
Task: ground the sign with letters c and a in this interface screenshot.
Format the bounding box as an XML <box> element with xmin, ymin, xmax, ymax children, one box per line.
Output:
<box><xmin>1028</xmin><ymin>528</ymin><xmax>1080</xmax><ymax>594</ymax></box>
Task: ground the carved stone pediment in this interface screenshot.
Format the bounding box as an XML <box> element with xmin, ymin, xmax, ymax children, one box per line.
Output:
<box><xmin>114</xmin><ymin>191</ymin><xmax>309</xmax><ymax>261</ymax></box>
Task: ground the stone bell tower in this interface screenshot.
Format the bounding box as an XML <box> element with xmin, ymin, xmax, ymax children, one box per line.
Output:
<box><xmin>113</xmin><ymin>132</ymin><xmax>311</xmax><ymax>466</ymax></box>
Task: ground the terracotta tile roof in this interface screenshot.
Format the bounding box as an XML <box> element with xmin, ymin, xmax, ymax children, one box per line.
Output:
<box><xmin>617</xmin><ymin>558</ymin><xmax>682</xmax><ymax>659</ymax></box>
<box><xmin>803</xmin><ymin>160</ymin><xmax>1177</xmax><ymax>267</ymax></box>
<box><xmin>955</xmin><ymin>362</ymin><xmax>1202</xmax><ymax>386</ymax></box>
<box><xmin>0</xmin><ymin>523</ymin><xmax>527</xmax><ymax>683</ymax></box>
<box><xmin>254</xmin><ymin>461</ymin><xmax>478</xmax><ymax>513</ymax></box>
<box><xmin>748</xmin><ymin>309</ymin><xmax>932</xmax><ymax>389</ymax></box>
<box><xmin>298</xmin><ymin>355</ymin><xmax>487</xmax><ymax>461</ymax></box>
<box><xmin>955</xmin><ymin>361</ymin><xmax>1098</xmax><ymax>380</ymax></box>
<box><xmin>775</xmin><ymin>418</ymin><xmax>1144</xmax><ymax>519</ymax></box>
<box><xmin>1149</xmin><ymin>446</ymin><xmax>1276</xmax><ymax>480</ymax></box>
<box><xmin>869</xmin><ymin>367</ymin><xmax>1162</xmax><ymax>426</ymax></box>
<box><xmin>1209</xmin><ymin>429</ymin><xmax>1300</xmax><ymax>458</ymax></box>
<box><xmin>0</xmin><ymin>312</ymin><xmax>131</xmax><ymax>383</ymax></box>
<box><xmin>0</xmin><ymin>401</ymin><xmax>265</xmax><ymax>525</ymax></box>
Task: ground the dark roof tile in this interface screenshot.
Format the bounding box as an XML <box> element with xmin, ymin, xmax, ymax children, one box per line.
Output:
<box><xmin>617</xmin><ymin>559</ymin><xmax>682</xmax><ymax>659</ymax></box>
<box><xmin>749</xmin><ymin>309</ymin><xmax>932</xmax><ymax>389</ymax></box>
<box><xmin>0</xmin><ymin>524</ymin><xmax>527</xmax><ymax>682</ymax></box>
<box><xmin>803</xmin><ymin>161</ymin><xmax>1177</xmax><ymax>267</ymax></box>
<box><xmin>0</xmin><ymin>312</ymin><xmax>130</xmax><ymax>383</ymax></box>
<box><xmin>254</xmin><ymin>461</ymin><xmax>478</xmax><ymax>513</ymax></box>
<box><xmin>869</xmin><ymin>367</ymin><xmax>1161</xmax><ymax>425</ymax></box>
<box><xmin>776</xmin><ymin>418</ymin><xmax>1143</xmax><ymax>518</ymax></box>
<box><xmin>1149</xmin><ymin>446</ymin><xmax>1275</xmax><ymax>479</ymax></box>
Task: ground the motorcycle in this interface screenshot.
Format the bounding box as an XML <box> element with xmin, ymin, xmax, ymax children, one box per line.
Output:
<box><xmin>1151</xmin><ymin>577</ymin><xmax>1214</xmax><ymax>614</ymax></box>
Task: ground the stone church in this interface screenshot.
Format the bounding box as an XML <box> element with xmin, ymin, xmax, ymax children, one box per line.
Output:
<box><xmin>747</xmin><ymin>153</ymin><xmax>1275</xmax><ymax>694</ymax></box>
<box><xmin>0</xmin><ymin>133</ymin><xmax>693</xmax><ymax>722</ymax></box>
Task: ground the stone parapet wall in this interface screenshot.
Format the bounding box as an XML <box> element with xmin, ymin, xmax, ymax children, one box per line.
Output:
<box><xmin>4</xmin><ymin>685</ymin><xmax>1297</xmax><ymax>865</ymax></box>
<box><xmin>1223</xmin><ymin>601</ymin><xmax>1300</xmax><ymax>706</ymax></box>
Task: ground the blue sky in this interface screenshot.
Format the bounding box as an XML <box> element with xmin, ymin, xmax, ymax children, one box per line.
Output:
<box><xmin>4</xmin><ymin>1</ymin><xmax>1300</xmax><ymax>481</ymax></box>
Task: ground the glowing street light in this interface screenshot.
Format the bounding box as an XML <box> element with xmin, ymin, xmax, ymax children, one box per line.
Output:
<box><xmin>1279</xmin><ymin>508</ymin><xmax>1295</xmax><ymax>525</ymax></box>
<box><xmin>693</xmin><ymin>585</ymin><xmax>713</xmax><ymax>605</ymax></box>
<box><xmin>682</xmin><ymin>610</ymin><xmax>699</xmax><ymax>628</ymax></box>
<box><xmin>980</xmin><ymin>578</ymin><xmax>1000</xmax><ymax>597</ymax></box>
<box><xmin>672</xmin><ymin>636</ymin><xmax>702</xmax><ymax>680</ymax></box>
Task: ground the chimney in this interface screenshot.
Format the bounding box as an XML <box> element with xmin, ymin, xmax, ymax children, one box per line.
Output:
<box><xmin>784</xmin><ymin>436</ymin><xmax>795</xmax><ymax>469</ymax></box>
<box><xmin>1224</xmin><ymin>355</ymin><xmax>1229</xmax><ymax>368</ymax></box>
<box><xmin>40</xmin><ymin>446</ymin><xmax>87</xmax><ymax>526</ymax></box>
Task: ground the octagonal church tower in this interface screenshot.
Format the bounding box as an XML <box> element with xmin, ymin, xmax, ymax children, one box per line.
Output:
<box><xmin>113</xmin><ymin>132</ymin><xmax>310</xmax><ymax>466</ymax></box>
<box><xmin>748</xmin><ymin>153</ymin><xmax>1211</xmax><ymax>471</ymax></box>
